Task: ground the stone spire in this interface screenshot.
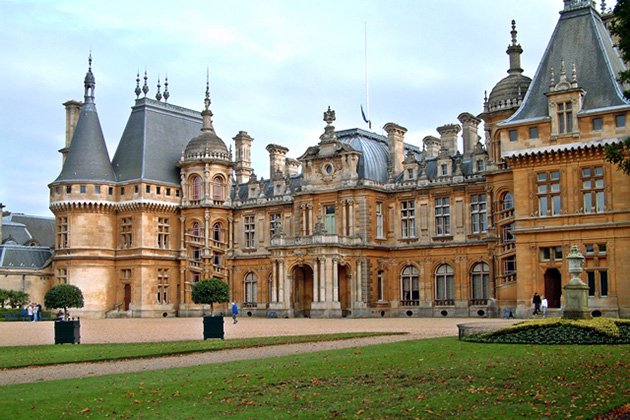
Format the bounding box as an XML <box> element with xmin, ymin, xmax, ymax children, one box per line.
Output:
<box><xmin>201</xmin><ymin>70</ymin><xmax>215</xmax><ymax>133</ymax></box>
<box><xmin>135</xmin><ymin>71</ymin><xmax>142</xmax><ymax>98</ymax></box>
<box><xmin>163</xmin><ymin>76</ymin><xmax>170</xmax><ymax>102</ymax></box>
<box><xmin>506</xmin><ymin>20</ymin><xmax>523</xmax><ymax>75</ymax></box>
<box><xmin>83</xmin><ymin>52</ymin><xmax>95</xmax><ymax>103</ymax></box>
<box><xmin>142</xmin><ymin>70</ymin><xmax>149</xmax><ymax>97</ymax></box>
<box><xmin>155</xmin><ymin>76</ymin><xmax>162</xmax><ymax>101</ymax></box>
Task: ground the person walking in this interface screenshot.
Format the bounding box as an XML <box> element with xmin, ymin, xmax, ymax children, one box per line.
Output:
<box><xmin>541</xmin><ymin>296</ymin><xmax>548</xmax><ymax>318</ymax></box>
<box><xmin>232</xmin><ymin>302</ymin><xmax>239</xmax><ymax>324</ymax></box>
<box><xmin>532</xmin><ymin>292</ymin><xmax>542</xmax><ymax>316</ymax></box>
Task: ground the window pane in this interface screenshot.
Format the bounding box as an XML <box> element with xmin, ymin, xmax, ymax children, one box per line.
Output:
<box><xmin>587</xmin><ymin>272</ymin><xmax>595</xmax><ymax>296</ymax></box>
<box><xmin>600</xmin><ymin>271</ymin><xmax>608</xmax><ymax>296</ymax></box>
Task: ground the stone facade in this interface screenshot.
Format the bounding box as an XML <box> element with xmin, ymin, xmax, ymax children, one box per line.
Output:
<box><xmin>48</xmin><ymin>2</ymin><xmax>630</xmax><ymax>319</ymax></box>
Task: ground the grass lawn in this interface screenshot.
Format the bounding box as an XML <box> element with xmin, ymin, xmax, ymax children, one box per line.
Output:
<box><xmin>1</xmin><ymin>337</ymin><xmax>628</xmax><ymax>419</ymax></box>
<box><xmin>0</xmin><ymin>332</ymin><xmax>395</xmax><ymax>368</ymax></box>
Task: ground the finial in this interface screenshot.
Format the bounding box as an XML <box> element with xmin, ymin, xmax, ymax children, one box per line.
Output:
<box><xmin>142</xmin><ymin>70</ymin><xmax>149</xmax><ymax>97</ymax></box>
<box><xmin>510</xmin><ymin>20</ymin><xmax>518</xmax><ymax>46</ymax></box>
<box><xmin>163</xmin><ymin>75</ymin><xmax>170</xmax><ymax>102</ymax></box>
<box><xmin>156</xmin><ymin>76</ymin><xmax>162</xmax><ymax>101</ymax></box>
<box><xmin>135</xmin><ymin>71</ymin><xmax>141</xmax><ymax>98</ymax></box>
<box><xmin>560</xmin><ymin>59</ymin><xmax>566</xmax><ymax>78</ymax></box>
<box><xmin>601</xmin><ymin>0</ymin><xmax>606</xmax><ymax>13</ymax></box>
<box><xmin>204</xmin><ymin>68</ymin><xmax>211</xmax><ymax>111</ymax></box>
<box><xmin>83</xmin><ymin>52</ymin><xmax>96</xmax><ymax>103</ymax></box>
<box><xmin>323</xmin><ymin>106</ymin><xmax>336</xmax><ymax>126</ymax></box>
<box><xmin>571</xmin><ymin>62</ymin><xmax>578</xmax><ymax>87</ymax></box>
<box><xmin>550</xmin><ymin>66</ymin><xmax>556</xmax><ymax>88</ymax></box>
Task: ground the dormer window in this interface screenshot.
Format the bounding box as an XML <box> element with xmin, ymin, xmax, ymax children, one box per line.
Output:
<box><xmin>592</xmin><ymin>117</ymin><xmax>603</xmax><ymax>131</ymax></box>
<box><xmin>529</xmin><ymin>126</ymin><xmax>539</xmax><ymax>139</ymax></box>
<box><xmin>475</xmin><ymin>159</ymin><xmax>485</xmax><ymax>172</ymax></box>
<box><xmin>557</xmin><ymin>101</ymin><xmax>573</xmax><ymax>134</ymax></box>
<box><xmin>407</xmin><ymin>168</ymin><xmax>414</xmax><ymax>179</ymax></box>
<box><xmin>440</xmin><ymin>164</ymin><xmax>448</xmax><ymax>176</ymax></box>
<box><xmin>615</xmin><ymin>114</ymin><xmax>626</xmax><ymax>128</ymax></box>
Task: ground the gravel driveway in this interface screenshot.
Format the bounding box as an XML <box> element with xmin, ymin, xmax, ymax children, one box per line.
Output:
<box><xmin>0</xmin><ymin>317</ymin><xmax>513</xmax><ymax>386</ymax></box>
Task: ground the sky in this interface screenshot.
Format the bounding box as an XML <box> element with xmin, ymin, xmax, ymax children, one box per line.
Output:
<box><xmin>0</xmin><ymin>0</ymin><xmax>572</xmax><ymax>217</ymax></box>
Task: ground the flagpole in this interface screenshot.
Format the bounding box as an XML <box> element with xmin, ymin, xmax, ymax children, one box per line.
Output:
<box><xmin>364</xmin><ymin>21</ymin><xmax>370</xmax><ymax>129</ymax></box>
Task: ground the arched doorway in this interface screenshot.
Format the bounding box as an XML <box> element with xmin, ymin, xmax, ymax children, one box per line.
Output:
<box><xmin>338</xmin><ymin>264</ymin><xmax>351</xmax><ymax>317</ymax></box>
<box><xmin>544</xmin><ymin>268</ymin><xmax>562</xmax><ymax>308</ymax></box>
<box><xmin>292</xmin><ymin>265</ymin><xmax>314</xmax><ymax>317</ymax></box>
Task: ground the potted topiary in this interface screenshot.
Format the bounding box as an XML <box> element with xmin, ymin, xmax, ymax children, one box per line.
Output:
<box><xmin>44</xmin><ymin>284</ymin><xmax>84</xmax><ymax>344</ymax></box>
<box><xmin>191</xmin><ymin>278</ymin><xmax>230</xmax><ymax>340</ymax></box>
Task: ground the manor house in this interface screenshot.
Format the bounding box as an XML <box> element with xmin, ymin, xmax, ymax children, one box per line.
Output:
<box><xmin>48</xmin><ymin>1</ymin><xmax>630</xmax><ymax>318</ymax></box>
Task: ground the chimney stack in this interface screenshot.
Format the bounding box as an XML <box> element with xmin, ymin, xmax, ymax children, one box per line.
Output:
<box><xmin>436</xmin><ymin>123</ymin><xmax>461</xmax><ymax>155</ymax></box>
<box><xmin>423</xmin><ymin>136</ymin><xmax>441</xmax><ymax>158</ymax></box>
<box><xmin>62</xmin><ymin>100</ymin><xmax>83</xmax><ymax>164</ymax></box>
<box><xmin>458</xmin><ymin>112</ymin><xmax>482</xmax><ymax>157</ymax></box>
<box><xmin>266</xmin><ymin>144</ymin><xmax>289</xmax><ymax>180</ymax></box>
<box><xmin>384</xmin><ymin>122</ymin><xmax>407</xmax><ymax>180</ymax></box>
<box><xmin>233</xmin><ymin>131</ymin><xmax>254</xmax><ymax>184</ymax></box>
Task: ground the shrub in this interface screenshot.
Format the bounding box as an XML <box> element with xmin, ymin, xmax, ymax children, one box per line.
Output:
<box><xmin>463</xmin><ymin>318</ymin><xmax>630</xmax><ymax>344</ymax></box>
<box><xmin>44</xmin><ymin>284</ymin><xmax>84</xmax><ymax>319</ymax></box>
<box><xmin>191</xmin><ymin>278</ymin><xmax>229</xmax><ymax>316</ymax></box>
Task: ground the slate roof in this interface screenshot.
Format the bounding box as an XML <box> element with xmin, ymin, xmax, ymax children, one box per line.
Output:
<box><xmin>502</xmin><ymin>3</ymin><xmax>630</xmax><ymax>126</ymax></box>
<box><xmin>5</xmin><ymin>214</ymin><xmax>54</xmax><ymax>248</ymax></box>
<box><xmin>0</xmin><ymin>244</ymin><xmax>53</xmax><ymax>270</ymax></box>
<box><xmin>53</xmin><ymin>101</ymin><xmax>116</xmax><ymax>183</ymax></box>
<box><xmin>112</xmin><ymin>98</ymin><xmax>202</xmax><ymax>184</ymax></box>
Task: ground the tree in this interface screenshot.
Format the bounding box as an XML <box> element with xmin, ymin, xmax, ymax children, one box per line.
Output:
<box><xmin>191</xmin><ymin>278</ymin><xmax>230</xmax><ymax>316</ymax></box>
<box><xmin>7</xmin><ymin>290</ymin><xmax>29</xmax><ymax>308</ymax></box>
<box><xmin>605</xmin><ymin>0</ymin><xmax>630</xmax><ymax>174</ymax></box>
<box><xmin>44</xmin><ymin>284</ymin><xmax>84</xmax><ymax>319</ymax></box>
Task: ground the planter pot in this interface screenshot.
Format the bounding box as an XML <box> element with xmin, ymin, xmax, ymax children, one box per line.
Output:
<box><xmin>54</xmin><ymin>320</ymin><xmax>81</xmax><ymax>344</ymax></box>
<box><xmin>203</xmin><ymin>315</ymin><xmax>224</xmax><ymax>340</ymax></box>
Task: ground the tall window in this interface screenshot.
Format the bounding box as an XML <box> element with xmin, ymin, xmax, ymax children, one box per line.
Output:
<box><xmin>502</xmin><ymin>192</ymin><xmax>514</xmax><ymax>211</ymax></box>
<box><xmin>435</xmin><ymin>197</ymin><xmax>450</xmax><ymax>236</ymax></box>
<box><xmin>157</xmin><ymin>217</ymin><xmax>170</xmax><ymax>249</ymax></box>
<box><xmin>537</xmin><ymin>171</ymin><xmax>561</xmax><ymax>216</ymax></box>
<box><xmin>502</xmin><ymin>223</ymin><xmax>515</xmax><ymax>243</ymax></box>
<box><xmin>471</xmin><ymin>263</ymin><xmax>489</xmax><ymax>301</ymax></box>
<box><xmin>504</xmin><ymin>255</ymin><xmax>516</xmax><ymax>274</ymax></box>
<box><xmin>400</xmin><ymin>265</ymin><xmax>419</xmax><ymax>303</ymax></box>
<box><xmin>376</xmin><ymin>202</ymin><xmax>384</xmax><ymax>239</ymax></box>
<box><xmin>120</xmin><ymin>217</ymin><xmax>133</xmax><ymax>249</ymax></box>
<box><xmin>56</xmin><ymin>216</ymin><xmax>68</xmax><ymax>249</ymax></box>
<box><xmin>244</xmin><ymin>215</ymin><xmax>256</xmax><ymax>249</ymax></box>
<box><xmin>157</xmin><ymin>269</ymin><xmax>169</xmax><ymax>304</ymax></box>
<box><xmin>377</xmin><ymin>270</ymin><xmax>384</xmax><ymax>301</ymax></box>
<box><xmin>401</xmin><ymin>200</ymin><xmax>415</xmax><ymax>238</ymax></box>
<box><xmin>213</xmin><ymin>223</ymin><xmax>222</xmax><ymax>243</ymax></box>
<box><xmin>270</xmin><ymin>213</ymin><xmax>282</xmax><ymax>238</ymax></box>
<box><xmin>471</xmin><ymin>194</ymin><xmax>487</xmax><ymax>234</ymax></box>
<box><xmin>585</xmin><ymin>243</ymin><xmax>608</xmax><ymax>297</ymax></box>
<box><xmin>582</xmin><ymin>166</ymin><xmax>605</xmax><ymax>213</ymax></box>
<box><xmin>192</xmin><ymin>221</ymin><xmax>201</xmax><ymax>237</ymax></box>
<box><xmin>212</xmin><ymin>175</ymin><xmax>225</xmax><ymax>201</ymax></box>
<box><xmin>57</xmin><ymin>268</ymin><xmax>68</xmax><ymax>284</ymax></box>
<box><xmin>192</xmin><ymin>247</ymin><xmax>201</xmax><ymax>261</ymax></box>
<box><xmin>557</xmin><ymin>101</ymin><xmax>573</xmax><ymax>134</ymax></box>
<box><xmin>435</xmin><ymin>264</ymin><xmax>454</xmax><ymax>302</ymax></box>
<box><xmin>244</xmin><ymin>272</ymin><xmax>257</xmax><ymax>304</ymax></box>
<box><xmin>191</xmin><ymin>175</ymin><xmax>202</xmax><ymax>201</ymax></box>
<box><xmin>324</xmin><ymin>205</ymin><xmax>336</xmax><ymax>234</ymax></box>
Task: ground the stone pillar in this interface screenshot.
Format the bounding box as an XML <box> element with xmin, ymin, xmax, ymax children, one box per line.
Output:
<box><xmin>563</xmin><ymin>244</ymin><xmax>591</xmax><ymax>320</ymax></box>
<box><xmin>348</xmin><ymin>201</ymin><xmax>354</xmax><ymax>236</ymax></box>
<box><xmin>320</xmin><ymin>258</ymin><xmax>327</xmax><ymax>302</ymax></box>
<box><xmin>333</xmin><ymin>258</ymin><xmax>339</xmax><ymax>302</ymax></box>
<box><xmin>278</xmin><ymin>260</ymin><xmax>285</xmax><ymax>304</ymax></box>
<box><xmin>308</xmin><ymin>205</ymin><xmax>313</xmax><ymax>235</ymax></box>
<box><xmin>271</xmin><ymin>260</ymin><xmax>278</xmax><ymax>302</ymax></box>
<box><xmin>342</xmin><ymin>202</ymin><xmax>347</xmax><ymax>236</ymax></box>
<box><xmin>313</xmin><ymin>259</ymin><xmax>320</xmax><ymax>302</ymax></box>
<box><xmin>356</xmin><ymin>259</ymin><xmax>362</xmax><ymax>302</ymax></box>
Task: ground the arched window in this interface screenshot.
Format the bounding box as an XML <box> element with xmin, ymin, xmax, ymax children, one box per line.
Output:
<box><xmin>191</xmin><ymin>175</ymin><xmax>202</xmax><ymax>201</ymax></box>
<box><xmin>400</xmin><ymin>265</ymin><xmax>419</xmax><ymax>304</ymax></box>
<box><xmin>471</xmin><ymin>262</ymin><xmax>489</xmax><ymax>302</ymax></box>
<box><xmin>502</xmin><ymin>192</ymin><xmax>514</xmax><ymax>211</ymax></box>
<box><xmin>244</xmin><ymin>272</ymin><xmax>257</xmax><ymax>304</ymax></box>
<box><xmin>435</xmin><ymin>264</ymin><xmax>454</xmax><ymax>302</ymax></box>
<box><xmin>192</xmin><ymin>221</ymin><xmax>201</xmax><ymax>237</ymax></box>
<box><xmin>213</xmin><ymin>222</ymin><xmax>222</xmax><ymax>243</ymax></box>
<box><xmin>212</xmin><ymin>175</ymin><xmax>225</xmax><ymax>201</ymax></box>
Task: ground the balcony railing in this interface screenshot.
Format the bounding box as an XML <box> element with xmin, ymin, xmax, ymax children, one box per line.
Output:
<box><xmin>434</xmin><ymin>299</ymin><xmax>455</xmax><ymax>306</ymax></box>
<box><xmin>470</xmin><ymin>299</ymin><xmax>488</xmax><ymax>306</ymax></box>
<box><xmin>400</xmin><ymin>300</ymin><xmax>420</xmax><ymax>306</ymax></box>
<box><xmin>271</xmin><ymin>234</ymin><xmax>363</xmax><ymax>247</ymax></box>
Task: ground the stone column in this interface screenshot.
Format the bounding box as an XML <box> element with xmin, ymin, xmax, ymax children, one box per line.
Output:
<box><xmin>313</xmin><ymin>258</ymin><xmax>320</xmax><ymax>302</ymax></box>
<box><xmin>342</xmin><ymin>202</ymin><xmax>347</xmax><ymax>236</ymax></box>
<box><xmin>308</xmin><ymin>205</ymin><xmax>313</xmax><ymax>235</ymax></box>
<box><xmin>271</xmin><ymin>260</ymin><xmax>278</xmax><ymax>302</ymax></box>
<box><xmin>356</xmin><ymin>259</ymin><xmax>362</xmax><ymax>302</ymax></box>
<box><xmin>278</xmin><ymin>259</ymin><xmax>285</xmax><ymax>304</ymax></box>
<box><xmin>301</xmin><ymin>205</ymin><xmax>306</xmax><ymax>236</ymax></box>
<box><xmin>333</xmin><ymin>258</ymin><xmax>339</xmax><ymax>302</ymax></box>
<box><xmin>320</xmin><ymin>258</ymin><xmax>327</xmax><ymax>302</ymax></box>
<box><xmin>349</xmin><ymin>201</ymin><xmax>354</xmax><ymax>236</ymax></box>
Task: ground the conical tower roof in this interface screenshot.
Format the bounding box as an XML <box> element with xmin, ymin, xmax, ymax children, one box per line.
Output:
<box><xmin>502</xmin><ymin>1</ymin><xmax>630</xmax><ymax>126</ymax></box>
<box><xmin>54</xmin><ymin>55</ymin><xmax>115</xmax><ymax>183</ymax></box>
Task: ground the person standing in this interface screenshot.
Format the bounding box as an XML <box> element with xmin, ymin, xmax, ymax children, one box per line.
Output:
<box><xmin>36</xmin><ymin>303</ymin><xmax>42</xmax><ymax>321</ymax></box>
<box><xmin>32</xmin><ymin>303</ymin><xmax>39</xmax><ymax>322</ymax></box>
<box><xmin>541</xmin><ymin>296</ymin><xmax>548</xmax><ymax>318</ymax></box>
<box><xmin>532</xmin><ymin>292</ymin><xmax>542</xmax><ymax>316</ymax></box>
<box><xmin>27</xmin><ymin>304</ymin><xmax>33</xmax><ymax>322</ymax></box>
<box><xmin>232</xmin><ymin>302</ymin><xmax>239</xmax><ymax>324</ymax></box>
